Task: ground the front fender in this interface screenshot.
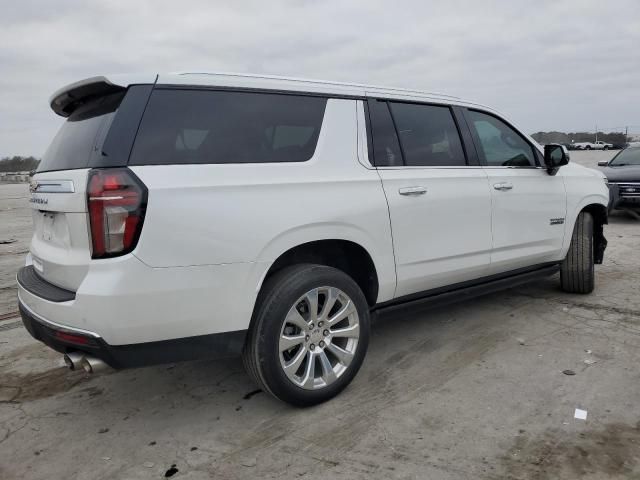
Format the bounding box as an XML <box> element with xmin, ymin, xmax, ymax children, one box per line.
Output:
<box><xmin>561</xmin><ymin>193</ymin><xmax>609</xmax><ymax>257</ymax></box>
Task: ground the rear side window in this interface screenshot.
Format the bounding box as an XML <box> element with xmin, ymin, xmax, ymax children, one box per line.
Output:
<box><xmin>38</xmin><ymin>93</ymin><xmax>123</xmax><ymax>172</ymax></box>
<box><xmin>367</xmin><ymin>100</ymin><xmax>403</xmax><ymax>167</ymax></box>
<box><xmin>129</xmin><ymin>89</ymin><xmax>327</xmax><ymax>165</ymax></box>
<box><xmin>467</xmin><ymin>110</ymin><xmax>536</xmax><ymax>167</ymax></box>
<box><xmin>389</xmin><ymin>102</ymin><xmax>466</xmax><ymax>167</ymax></box>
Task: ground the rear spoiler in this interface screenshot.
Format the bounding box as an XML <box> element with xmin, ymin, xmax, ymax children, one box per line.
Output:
<box><xmin>49</xmin><ymin>76</ymin><xmax>126</xmax><ymax>117</ymax></box>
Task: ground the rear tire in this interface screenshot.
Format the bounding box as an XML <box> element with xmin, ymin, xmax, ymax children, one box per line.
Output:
<box><xmin>560</xmin><ymin>212</ymin><xmax>595</xmax><ymax>294</ymax></box>
<box><xmin>243</xmin><ymin>264</ymin><xmax>370</xmax><ymax>406</ymax></box>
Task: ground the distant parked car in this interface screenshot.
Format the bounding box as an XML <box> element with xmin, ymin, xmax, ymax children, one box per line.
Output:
<box><xmin>598</xmin><ymin>146</ymin><xmax>640</xmax><ymax>211</ymax></box>
<box><xmin>574</xmin><ymin>141</ymin><xmax>613</xmax><ymax>150</ymax></box>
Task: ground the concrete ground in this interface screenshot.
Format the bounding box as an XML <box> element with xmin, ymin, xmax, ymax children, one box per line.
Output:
<box><xmin>1</xmin><ymin>150</ymin><xmax>639</xmax><ymax>479</ymax></box>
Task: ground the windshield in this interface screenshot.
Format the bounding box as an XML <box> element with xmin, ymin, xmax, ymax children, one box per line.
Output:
<box><xmin>38</xmin><ymin>92</ymin><xmax>124</xmax><ymax>173</ymax></box>
<box><xmin>609</xmin><ymin>148</ymin><xmax>640</xmax><ymax>166</ymax></box>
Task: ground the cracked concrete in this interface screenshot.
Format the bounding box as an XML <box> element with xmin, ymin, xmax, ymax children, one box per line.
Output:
<box><xmin>1</xmin><ymin>150</ymin><xmax>639</xmax><ymax>479</ymax></box>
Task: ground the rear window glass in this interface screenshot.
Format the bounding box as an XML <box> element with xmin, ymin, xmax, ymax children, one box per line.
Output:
<box><xmin>389</xmin><ymin>102</ymin><xmax>466</xmax><ymax>167</ymax></box>
<box><xmin>129</xmin><ymin>89</ymin><xmax>327</xmax><ymax>165</ymax></box>
<box><xmin>38</xmin><ymin>93</ymin><xmax>123</xmax><ymax>172</ymax></box>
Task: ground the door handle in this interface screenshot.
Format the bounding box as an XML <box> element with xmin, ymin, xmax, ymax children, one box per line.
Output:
<box><xmin>399</xmin><ymin>186</ymin><xmax>427</xmax><ymax>196</ymax></box>
<box><xmin>493</xmin><ymin>182</ymin><xmax>513</xmax><ymax>191</ymax></box>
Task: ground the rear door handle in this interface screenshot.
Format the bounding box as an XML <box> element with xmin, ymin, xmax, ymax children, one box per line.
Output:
<box><xmin>493</xmin><ymin>182</ymin><xmax>513</xmax><ymax>191</ymax></box>
<box><xmin>399</xmin><ymin>186</ymin><xmax>427</xmax><ymax>196</ymax></box>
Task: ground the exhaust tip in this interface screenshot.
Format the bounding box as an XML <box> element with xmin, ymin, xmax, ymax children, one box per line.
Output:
<box><xmin>81</xmin><ymin>358</ymin><xmax>92</xmax><ymax>373</ymax></box>
<box><xmin>63</xmin><ymin>354</ymin><xmax>73</xmax><ymax>369</ymax></box>
<box><xmin>63</xmin><ymin>352</ymin><xmax>85</xmax><ymax>371</ymax></box>
<box><xmin>80</xmin><ymin>355</ymin><xmax>109</xmax><ymax>374</ymax></box>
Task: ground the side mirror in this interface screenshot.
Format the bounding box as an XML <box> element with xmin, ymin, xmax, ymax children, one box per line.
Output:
<box><xmin>544</xmin><ymin>144</ymin><xmax>569</xmax><ymax>174</ymax></box>
<box><xmin>597</xmin><ymin>160</ymin><xmax>609</xmax><ymax>167</ymax></box>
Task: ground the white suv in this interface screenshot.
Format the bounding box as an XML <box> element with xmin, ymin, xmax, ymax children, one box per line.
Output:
<box><xmin>18</xmin><ymin>73</ymin><xmax>609</xmax><ymax>406</ymax></box>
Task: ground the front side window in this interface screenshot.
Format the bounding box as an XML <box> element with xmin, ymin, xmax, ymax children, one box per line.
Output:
<box><xmin>389</xmin><ymin>102</ymin><xmax>466</xmax><ymax>167</ymax></box>
<box><xmin>467</xmin><ymin>110</ymin><xmax>536</xmax><ymax>167</ymax></box>
<box><xmin>129</xmin><ymin>89</ymin><xmax>327</xmax><ymax>165</ymax></box>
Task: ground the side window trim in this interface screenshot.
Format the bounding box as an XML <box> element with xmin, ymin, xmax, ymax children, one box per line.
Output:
<box><xmin>385</xmin><ymin>100</ymin><xmax>408</xmax><ymax>166</ymax></box>
<box><xmin>462</xmin><ymin>107</ymin><xmax>541</xmax><ymax>168</ymax></box>
<box><xmin>451</xmin><ymin>106</ymin><xmax>480</xmax><ymax>166</ymax></box>
<box><xmin>362</xmin><ymin>99</ymin><xmax>375</xmax><ymax>167</ymax></box>
<box><xmin>366</xmin><ymin>98</ymin><xmax>404</xmax><ymax>168</ymax></box>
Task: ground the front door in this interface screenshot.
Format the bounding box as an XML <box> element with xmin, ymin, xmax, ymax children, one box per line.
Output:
<box><xmin>464</xmin><ymin>109</ymin><xmax>566</xmax><ymax>274</ymax></box>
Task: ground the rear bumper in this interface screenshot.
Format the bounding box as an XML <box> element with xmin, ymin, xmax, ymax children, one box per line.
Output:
<box><xmin>16</xmin><ymin>255</ymin><xmax>267</xmax><ymax>345</ymax></box>
<box><xmin>19</xmin><ymin>299</ymin><xmax>246</xmax><ymax>369</ymax></box>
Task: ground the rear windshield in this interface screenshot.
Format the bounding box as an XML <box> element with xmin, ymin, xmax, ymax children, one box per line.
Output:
<box><xmin>129</xmin><ymin>89</ymin><xmax>327</xmax><ymax>165</ymax></box>
<box><xmin>38</xmin><ymin>93</ymin><xmax>124</xmax><ymax>173</ymax></box>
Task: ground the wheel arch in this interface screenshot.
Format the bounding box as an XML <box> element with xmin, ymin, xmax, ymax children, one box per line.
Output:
<box><xmin>580</xmin><ymin>203</ymin><xmax>608</xmax><ymax>264</ymax></box>
<box><xmin>565</xmin><ymin>201</ymin><xmax>608</xmax><ymax>265</ymax></box>
<box><xmin>258</xmin><ymin>239</ymin><xmax>380</xmax><ymax>307</ymax></box>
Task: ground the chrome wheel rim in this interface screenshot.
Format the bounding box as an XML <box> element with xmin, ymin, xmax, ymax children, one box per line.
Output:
<box><xmin>278</xmin><ymin>286</ymin><xmax>360</xmax><ymax>390</ymax></box>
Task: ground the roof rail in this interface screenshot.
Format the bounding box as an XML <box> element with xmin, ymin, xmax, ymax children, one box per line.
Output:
<box><xmin>174</xmin><ymin>71</ymin><xmax>460</xmax><ymax>100</ymax></box>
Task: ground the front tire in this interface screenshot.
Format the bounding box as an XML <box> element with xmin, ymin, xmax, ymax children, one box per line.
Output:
<box><xmin>243</xmin><ymin>264</ymin><xmax>370</xmax><ymax>406</ymax></box>
<box><xmin>560</xmin><ymin>212</ymin><xmax>595</xmax><ymax>294</ymax></box>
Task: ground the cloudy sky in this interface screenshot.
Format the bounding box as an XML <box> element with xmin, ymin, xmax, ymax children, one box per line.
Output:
<box><xmin>1</xmin><ymin>0</ymin><xmax>639</xmax><ymax>157</ymax></box>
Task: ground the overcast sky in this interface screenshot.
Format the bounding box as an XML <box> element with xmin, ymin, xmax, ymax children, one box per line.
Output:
<box><xmin>1</xmin><ymin>0</ymin><xmax>639</xmax><ymax>157</ymax></box>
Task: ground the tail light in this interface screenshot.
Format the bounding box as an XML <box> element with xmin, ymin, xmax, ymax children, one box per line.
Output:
<box><xmin>87</xmin><ymin>168</ymin><xmax>147</xmax><ymax>258</ymax></box>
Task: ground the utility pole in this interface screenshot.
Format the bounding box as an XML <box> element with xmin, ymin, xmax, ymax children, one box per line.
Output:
<box><xmin>595</xmin><ymin>124</ymin><xmax>598</xmax><ymax>142</ymax></box>
<box><xmin>626</xmin><ymin>126</ymin><xmax>629</xmax><ymax>142</ymax></box>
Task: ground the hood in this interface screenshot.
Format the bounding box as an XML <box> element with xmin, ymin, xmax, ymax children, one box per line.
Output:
<box><xmin>598</xmin><ymin>165</ymin><xmax>640</xmax><ymax>182</ymax></box>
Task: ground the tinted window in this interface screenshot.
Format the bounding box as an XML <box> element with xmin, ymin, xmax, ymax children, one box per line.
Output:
<box><xmin>610</xmin><ymin>147</ymin><xmax>640</xmax><ymax>166</ymax></box>
<box><xmin>38</xmin><ymin>93</ymin><xmax>123</xmax><ymax>172</ymax></box>
<box><xmin>129</xmin><ymin>90</ymin><xmax>327</xmax><ymax>165</ymax></box>
<box><xmin>389</xmin><ymin>102</ymin><xmax>466</xmax><ymax>167</ymax></box>
<box><xmin>367</xmin><ymin>100</ymin><xmax>403</xmax><ymax>167</ymax></box>
<box><xmin>467</xmin><ymin>110</ymin><xmax>536</xmax><ymax>167</ymax></box>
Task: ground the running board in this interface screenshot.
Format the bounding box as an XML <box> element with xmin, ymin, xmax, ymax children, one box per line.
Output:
<box><xmin>374</xmin><ymin>263</ymin><xmax>560</xmax><ymax>314</ymax></box>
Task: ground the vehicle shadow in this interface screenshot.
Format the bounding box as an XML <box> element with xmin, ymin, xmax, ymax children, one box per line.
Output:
<box><xmin>61</xmin><ymin>273</ymin><xmax>563</xmax><ymax>418</ymax></box>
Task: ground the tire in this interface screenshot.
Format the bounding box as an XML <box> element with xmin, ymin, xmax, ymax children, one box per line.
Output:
<box><xmin>243</xmin><ymin>264</ymin><xmax>370</xmax><ymax>406</ymax></box>
<box><xmin>604</xmin><ymin>146</ymin><xmax>609</xmax><ymax>150</ymax></box>
<box><xmin>586</xmin><ymin>146</ymin><xmax>592</xmax><ymax>150</ymax></box>
<box><xmin>560</xmin><ymin>212</ymin><xmax>595</xmax><ymax>294</ymax></box>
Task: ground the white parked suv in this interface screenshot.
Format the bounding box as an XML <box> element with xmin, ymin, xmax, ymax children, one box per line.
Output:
<box><xmin>18</xmin><ymin>73</ymin><xmax>609</xmax><ymax>406</ymax></box>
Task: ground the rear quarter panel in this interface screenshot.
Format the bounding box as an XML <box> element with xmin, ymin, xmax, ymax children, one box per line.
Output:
<box><xmin>129</xmin><ymin>98</ymin><xmax>396</xmax><ymax>302</ymax></box>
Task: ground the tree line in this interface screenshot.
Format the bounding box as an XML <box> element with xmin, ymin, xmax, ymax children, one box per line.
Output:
<box><xmin>531</xmin><ymin>131</ymin><xmax>628</xmax><ymax>146</ymax></box>
<box><xmin>0</xmin><ymin>156</ymin><xmax>40</xmax><ymax>173</ymax></box>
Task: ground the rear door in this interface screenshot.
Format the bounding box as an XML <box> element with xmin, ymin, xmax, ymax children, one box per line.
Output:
<box><xmin>463</xmin><ymin>109</ymin><xmax>566</xmax><ymax>274</ymax></box>
<box><xmin>29</xmin><ymin>84</ymin><xmax>151</xmax><ymax>291</ymax></box>
<box><xmin>369</xmin><ymin>99</ymin><xmax>493</xmax><ymax>298</ymax></box>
